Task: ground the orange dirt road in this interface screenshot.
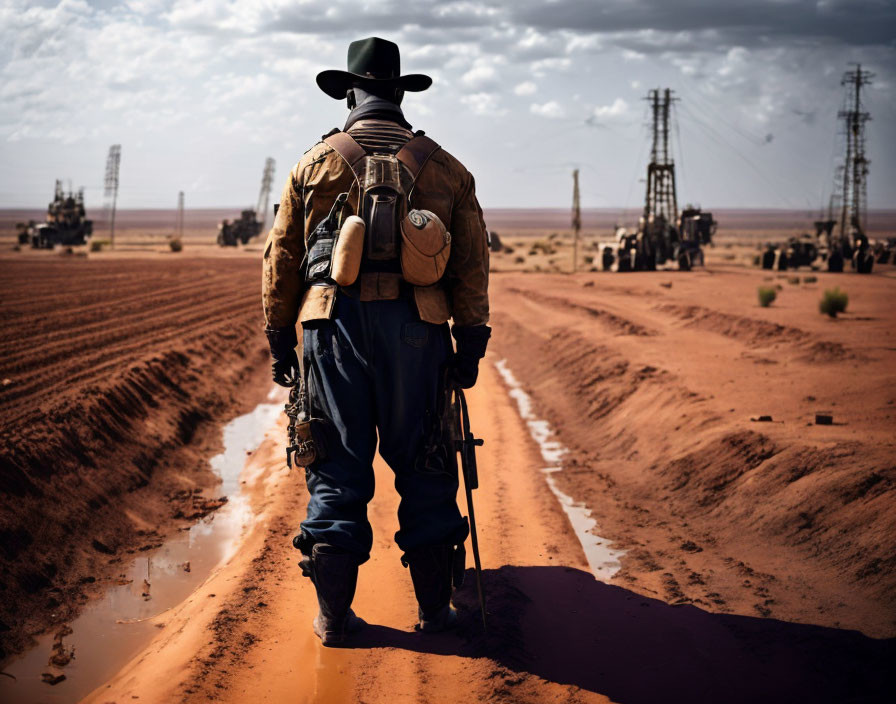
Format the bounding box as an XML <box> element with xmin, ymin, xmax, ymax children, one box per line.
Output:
<box><xmin>84</xmin><ymin>340</ymin><xmax>891</xmax><ymax>703</ymax></box>
<box><xmin>85</xmin><ymin>359</ymin><xmax>608</xmax><ymax>704</ymax></box>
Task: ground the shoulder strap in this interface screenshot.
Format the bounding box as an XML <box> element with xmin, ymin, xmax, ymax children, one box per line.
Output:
<box><xmin>323</xmin><ymin>132</ymin><xmax>366</xmax><ymax>182</ymax></box>
<box><xmin>325</xmin><ymin>130</ymin><xmax>441</xmax><ymax>184</ymax></box>
<box><xmin>396</xmin><ymin>135</ymin><xmax>440</xmax><ymax>182</ymax></box>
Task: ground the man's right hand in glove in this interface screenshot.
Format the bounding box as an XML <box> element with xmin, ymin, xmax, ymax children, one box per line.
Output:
<box><xmin>265</xmin><ymin>326</ymin><xmax>300</xmax><ymax>387</ymax></box>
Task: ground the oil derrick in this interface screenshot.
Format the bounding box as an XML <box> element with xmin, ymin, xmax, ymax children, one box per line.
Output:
<box><xmin>571</xmin><ymin>168</ymin><xmax>581</xmax><ymax>273</ymax></box>
<box><xmin>837</xmin><ymin>65</ymin><xmax>873</xmax><ymax>270</ymax></box>
<box><xmin>104</xmin><ymin>145</ymin><xmax>121</xmax><ymax>249</ymax></box>
<box><xmin>616</xmin><ymin>88</ymin><xmax>711</xmax><ymax>272</ymax></box>
<box><xmin>256</xmin><ymin>157</ymin><xmax>276</xmax><ymax>231</ymax></box>
<box><xmin>644</xmin><ymin>89</ymin><xmax>678</xmax><ymax>229</ymax></box>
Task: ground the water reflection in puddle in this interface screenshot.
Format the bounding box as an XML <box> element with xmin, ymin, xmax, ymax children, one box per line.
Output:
<box><xmin>0</xmin><ymin>389</ymin><xmax>287</xmax><ymax>703</ymax></box>
<box><xmin>493</xmin><ymin>359</ymin><xmax>626</xmax><ymax>581</ymax></box>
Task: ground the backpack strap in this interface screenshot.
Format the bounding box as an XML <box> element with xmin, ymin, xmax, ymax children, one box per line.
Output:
<box><xmin>323</xmin><ymin>132</ymin><xmax>367</xmax><ymax>182</ymax></box>
<box><xmin>325</xmin><ymin>130</ymin><xmax>441</xmax><ymax>184</ymax></box>
<box><xmin>396</xmin><ymin>135</ymin><xmax>440</xmax><ymax>182</ymax></box>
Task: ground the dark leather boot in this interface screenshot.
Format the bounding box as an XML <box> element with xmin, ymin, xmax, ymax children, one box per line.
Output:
<box><xmin>402</xmin><ymin>544</ymin><xmax>462</xmax><ymax>632</ymax></box>
<box><xmin>308</xmin><ymin>543</ymin><xmax>366</xmax><ymax>646</ymax></box>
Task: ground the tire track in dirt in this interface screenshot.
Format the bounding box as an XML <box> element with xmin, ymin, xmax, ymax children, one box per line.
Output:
<box><xmin>507</xmin><ymin>286</ymin><xmax>656</xmax><ymax>337</ymax></box>
<box><xmin>0</xmin><ymin>256</ymin><xmax>271</xmax><ymax>663</ymax></box>
<box><xmin>0</xmin><ymin>277</ymin><xmax>242</xmax><ymax>353</ymax></box>
<box><xmin>0</xmin><ymin>299</ymin><xmax>257</xmax><ymax>419</ymax></box>
<box><xmin>655</xmin><ymin>302</ymin><xmax>858</xmax><ymax>362</ymax></box>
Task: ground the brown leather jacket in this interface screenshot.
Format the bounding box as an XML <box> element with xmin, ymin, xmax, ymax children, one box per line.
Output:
<box><xmin>262</xmin><ymin>125</ymin><xmax>489</xmax><ymax>329</ymax></box>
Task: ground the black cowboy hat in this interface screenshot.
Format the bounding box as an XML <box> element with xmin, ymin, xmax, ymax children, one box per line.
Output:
<box><xmin>316</xmin><ymin>37</ymin><xmax>432</xmax><ymax>100</ymax></box>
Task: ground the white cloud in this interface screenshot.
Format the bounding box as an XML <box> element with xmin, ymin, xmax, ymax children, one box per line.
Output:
<box><xmin>531</xmin><ymin>56</ymin><xmax>571</xmax><ymax>76</ymax></box>
<box><xmin>462</xmin><ymin>62</ymin><xmax>498</xmax><ymax>90</ymax></box>
<box><xmin>514</xmin><ymin>81</ymin><xmax>537</xmax><ymax>96</ymax></box>
<box><xmin>460</xmin><ymin>92</ymin><xmax>504</xmax><ymax>117</ymax></box>
<box><xmin>592</xmin><ymin>98</ymin><xmax>629</xmax><ymax>119</ymax></box>
<box><xmin>530</xmin><ymin>100</ymin><xmax>565</xmax><ymax>118</ymax></box>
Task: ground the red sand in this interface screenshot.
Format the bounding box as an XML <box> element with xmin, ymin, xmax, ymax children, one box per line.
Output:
<box><xmin>0</xmin><ymin>257</ymin><xmax>269</xmax><ymax>661</ymax></box>
<box><xmin>1</xmin><ymin>252</ymin><xmax>894</xmax><ymax>702</ymax></box>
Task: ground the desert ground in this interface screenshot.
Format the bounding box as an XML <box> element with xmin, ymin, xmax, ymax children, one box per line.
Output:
<box><xmin>0</xmin><ymin>210</ymin><xmax>894</xmax><ymax>703</ymax></box>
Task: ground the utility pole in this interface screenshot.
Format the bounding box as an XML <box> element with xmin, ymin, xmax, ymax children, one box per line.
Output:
<box><xmin>176</xmin><ymin>191</ymin><xmax>185</xmax><ymax>239</ymax></box>
<box><xmin>104</xmin><ymin>144</ymin><xmax>121</xmax><ymax>249</ymax></box>
<box><xmin>571</xmin><ymin>168</ymin><xmax>581</xmax><ymax>273</ymax></box>
<box><xmin>256</xmin><ymin>157</ymin><xmax>276</xmax><ymax>231</ymax></box>
<box><xmin>837</xmin><ymin>64</ymin><xmax>872</xmax><ymax>245</ymax></box>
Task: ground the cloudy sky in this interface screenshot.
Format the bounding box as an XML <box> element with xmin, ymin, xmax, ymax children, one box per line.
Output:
<box><xmin>1</xmin><ymin>0</ymin><xmax>894</xmax><ymax>215</ymax></box>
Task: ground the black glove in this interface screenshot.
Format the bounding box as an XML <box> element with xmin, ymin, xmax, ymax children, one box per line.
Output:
<box><xmin>447</xmin><ymin>324</ymin><xmax>491</xmax><ymax>389</ymax></box>
<box><xmin>265</xmin><ymin>325</ymin><xmax>300</xmax><ymax>387</ymax></box>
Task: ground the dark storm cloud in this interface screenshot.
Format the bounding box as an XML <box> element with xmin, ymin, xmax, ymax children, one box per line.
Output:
<box><xmin>511</xmin><ymin>0</ymin><xmax>896</xmax><ymax>49</ymax></box>
<box><xmin>253</xmin><ymin>0</ymin><xmax>896</xmax><ymax>58</ymax></box>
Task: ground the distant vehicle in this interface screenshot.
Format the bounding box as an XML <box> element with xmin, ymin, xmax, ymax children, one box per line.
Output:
<box><xmin>761</xmin><ymin>233</ymin><xmax>820</xmax><ymax>271</ymax></box>
<box><xmin>217</xmin><ymin>209</ymin><xmax>263</xmax><ymax>246</ymax></box>
<box><xmin>24</xmin><ymin>181</ymin><xmax>93</xmax><ymax>249</ymax></box>
<box><xmin>613</xmin><ymin>206</ymin><xmax>715</xmax><ymax>272</ymax></box>
<box><xmin>218</xmin><ymin>157</ymin><xmax>275</xmax><ymax>247</ymax></box>
<box><xmin>873</xmin><ymin>238</ymin><xmax>895</xmax><ymax>265</ymax></box>
<box><xmin>15</xmin><ymin>220</ymin><xmax>35</xmax><ymax>245</ymax></box>
<box><xmin>675</xmin><ymin>206</ymin><xmax>716</xmax><ymax>270</ymax></box>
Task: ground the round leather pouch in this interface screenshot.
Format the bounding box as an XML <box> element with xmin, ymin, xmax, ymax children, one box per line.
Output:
<box><xmin>400</xmin><ymin>209</ymin><xmax>451</xmax><ymax>286</ymax></box>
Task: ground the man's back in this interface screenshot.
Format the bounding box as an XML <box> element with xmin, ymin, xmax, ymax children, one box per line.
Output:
<box><xmin>262</xmin><ymin>36</ymin><xmax>491</xmax><ymax>645</ymax></box>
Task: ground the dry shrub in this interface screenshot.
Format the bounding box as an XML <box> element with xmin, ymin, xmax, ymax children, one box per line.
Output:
<box><xmin>819</xmin><ymin>287</ymin><xmax>848</xmax><ymax>318</ymax></box>
<box><xmin>758</xmin><ymin>286</ymin><xmax>777</xmax><ymax>307</ymax></box>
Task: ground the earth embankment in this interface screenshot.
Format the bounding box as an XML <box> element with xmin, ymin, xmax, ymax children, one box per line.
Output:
<box><xmin>0</xmin><ymin>257</ymin><xmax>269</xmax><ymax>660</ymax></box>
<box><xmin>489</xmin><ymin>268</ymin><xmax>896</xmax><ymax>638</ymax></box>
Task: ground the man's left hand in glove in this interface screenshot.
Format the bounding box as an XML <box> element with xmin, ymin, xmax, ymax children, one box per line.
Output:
<box><xmin>447</xmin><ymin>324</ymin><xmax>491</xmax><ymax>389</ymax></box>
<box><xmin>265</xmin><ymin>326</ymin><xmax>300</xmax><ymax>387</ymax></box>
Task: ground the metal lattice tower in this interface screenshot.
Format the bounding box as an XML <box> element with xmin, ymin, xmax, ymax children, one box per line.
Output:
<box><xmin>256</xmin><ymin>157</ymin><xmax>276</xmax><ymax>230</ymax></box>
<box><xmin>176</xmin><ymin>191</ymin><xmax>185</xmax><ymax>239</ymax></box>
<box><xmin>104</xmin><ymin>144</ymin><xmax>121</xmax><ymax>248</ymax></box>
<box><xmin>571</xmin><ymin>168</ymin><xmax>581</xmax><ymax>273</ymax></box>
<box><xmin>643</xmin><ymin>89</ymin><xmax>678</xmax><ymax>225</ymax></box>
<box><xmin>837</xmin><ymin>64</ymin><xmax>873</xmax><ymax>243</ymax></box>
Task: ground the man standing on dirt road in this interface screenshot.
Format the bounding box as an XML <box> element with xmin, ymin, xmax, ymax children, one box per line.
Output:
<box><xmin>262</xmin><ymin>37</ymin><xmax>490</xmax><ymax>646</ymax></box>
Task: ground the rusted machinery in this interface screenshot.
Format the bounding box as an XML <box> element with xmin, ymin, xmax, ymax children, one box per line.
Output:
<box><xmin>218</xmin><ymin>157</ymin><xmax>275</xmax><ymax>246</ymax></box>
<box><xmin>19</xmin><ymin>180</ymin><xmax>93</xmax><ymax>248</ymax></box>
<box><xmin>609</xmin><ymin>89</ymin><xmax>715</xmax><ymax>272</ymax></box>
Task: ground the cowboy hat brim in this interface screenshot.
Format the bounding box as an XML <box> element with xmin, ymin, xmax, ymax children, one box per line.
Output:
<box><xmin>316</xmin><ymin>70</ymin><xmax>432</xmax><ymax>100</ymax></box>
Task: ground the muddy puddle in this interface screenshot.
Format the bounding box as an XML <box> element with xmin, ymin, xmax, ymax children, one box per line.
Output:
<box><xmin>0</xmin><ymin>388</ymin><xmax>287</xmax><ymax>704</ymax></box>
<box><xmin>493</xmin><ymin>359</ymin><xmax>626</xmax><ymax>581</ymax></box>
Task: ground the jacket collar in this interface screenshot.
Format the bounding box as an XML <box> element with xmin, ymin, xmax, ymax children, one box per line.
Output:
<box><xmin>344</xmin><ymin>92</ymin><xmax>412</xmax><ymax>131</ymax></box>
